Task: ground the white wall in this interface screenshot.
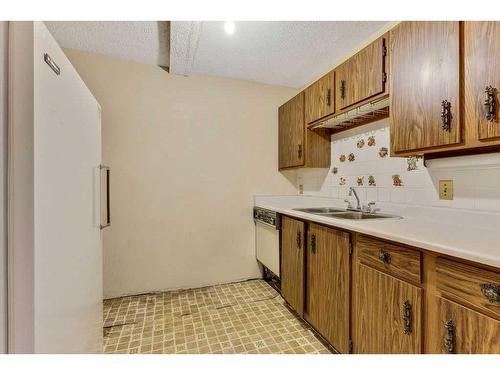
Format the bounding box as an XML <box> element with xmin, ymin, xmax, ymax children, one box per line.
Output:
<box><xmin>299</xmin><ymin>118</ymin><xmax>500</xmax><ymax>212</ymax></box>
<box><xmin>64</xmin><ymin>49</ymin><xmax>298</xmax><ymax>298</ymax></box>
<box><xmin>0</xmin><ymin>21</ymin><xmax>8</xmax><ymax>354</ymax></box>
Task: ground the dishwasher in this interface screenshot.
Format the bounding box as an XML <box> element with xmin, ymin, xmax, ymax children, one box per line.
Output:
<box><xmin>253</xmin><ymin>207</ymin><xmax>280</xmax><ymax>279</ymax></box>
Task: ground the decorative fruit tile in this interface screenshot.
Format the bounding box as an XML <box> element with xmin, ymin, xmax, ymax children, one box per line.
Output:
<box><xmin>339</xmin><ymin>154</ymin><xmax>346</xmax><ymax>162</ymax></box>
<box><xmin>339</xmin><ymin>177</ymin><xmax>346</xmax><ymax>186</ymax></box>
<box><xmin>368</xmin><ymin>175</ymin><xmax>376</xmax><ymax>186</ymax></box>
<box><xmin>378</xmin><ymin>147</ymin><xmax>388</xmax><ymax>158</ymax></box>
<box><xmin>367</xmin><ymin>136</ymin><xmax>376</xmax><ymax>147</ymax></box>
<box><xmin>356</xmin><ymin>139</ymin><xmax>365</xmax><ymax>148</ymax></box>
<box><xmin>392</xmin><ymin>174</ymin><xmax>403</xmax><ymax>186</ymax></box>
<box><xmin>356</xmin><ymin>176</ymin><xmax>364</xmax><ymax>186</ymax></box>
<box><xmin>407</xmin><ymin>156</ymin><xmax>419</xmax><ymax>171</ymax></box>
<box><xmin>348</xmin><ymin>153</ymin><xmax>355</xmax><ymax>162</ymax></box>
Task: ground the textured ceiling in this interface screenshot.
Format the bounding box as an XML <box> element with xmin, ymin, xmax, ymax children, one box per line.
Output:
<box><xmin>44</xmin><ymin>21</ymin><xmax>170</xmax><ymax>66</ymax></box>
<box><xmin>171</xmin><ymin>21</ymin><xmax>391</xmax><ymax>88</ymax></box>
<box><xmin>46</xmin><ymin>21</ymin><xmax>391</xmax><ymax>88</ymax></box>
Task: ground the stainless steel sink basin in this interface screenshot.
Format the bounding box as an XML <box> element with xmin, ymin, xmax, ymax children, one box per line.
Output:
<box><xmin>293</xmin><ymin>207</ymin><xmax>347</xmax><ymax>214</ymax></box>
<box><xmin>320</xmin><ymin>211</ymin><xmax>402</xmax><ymax>220</ymax></box>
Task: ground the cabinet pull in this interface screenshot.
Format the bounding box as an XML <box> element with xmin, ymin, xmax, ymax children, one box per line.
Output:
<box><xmin>340</xmin><ymin>80</ymin><xmax>346</xmax><ymax>100</ymax></box>
<box><xmin>480</xmin><ymin>283</ymin><xmax>500</xmax><ymax>303</ymax></box>
<box><xmin>296</xmin><ymin>231</ymin><xmax>302</xmax><ymax>249</ymax></box>
<box><xmin>444</xmin><ymin>320</ymin><xmax>456</xmax><ymax>354</ymax></box>
<box><xmin>311</xmin><ymin>234</ymin><xmax>316</xmax><ymax>254</ymax></box>
<box><xmin>326</xmin><ymin>88</ymin><xmax>332</xmax><ymax>106</ymax></box>
<box><xmin>378</xmin><ymin>248</ymin><xmax>391</xmax><ymax>264</ymax></box>
<box><xmin>441</xmin><ymin>100</ymin><xmax>452</xmax><ymax>132</ymax></box>
<box><xmin>297</xmin><ymin>144</ymin><xmax>302</xmax><ymax>159</ymax></box>
<box><xmin>484</xmin><ymin>86</ymin><xmax>497</xmax><ymax>122</ymax></box>
<box><xmin>402</xmin><ymin>300</ymin><xmax>412</xmax><ymax>335</ymax></box>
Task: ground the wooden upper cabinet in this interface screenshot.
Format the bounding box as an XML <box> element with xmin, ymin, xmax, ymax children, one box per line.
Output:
<box><xmin>278</xmin><ymin>92</ymin><xmax>331</xmax><ymax>170</ymax></box>
<box><xmin>278</xmin><ymin>92</ymin><xmax>305</xmax><ymax>169</ymax></box>
<box><xmin>305</xmin><ymin>71</ymin><xmax>335</xmax><ymax>124</ymax></box>
<box><xmin>305</xmin><ymin>223</ymin><xmax>350</xmax><ymax>353</ymax></box>
<box><xmin>465</xmin><ymin>21</ymin><xmax>500</xmax><ymax>142</ymax></box>
<box><xmin>355</xmin><ymin>264</ymin><xmax>423</xmax><ymax>354</ymax></box>
<box><xmin>390</xmin><ymin>22</ymin><xmax>461</xmax><ymax>154</ymax></box>
<box><xmin>280</xmin><ymin>216</ymin><xmax>305</xmax><ymax>316</ymax></box>
<box><xmin>432</xmin><ymin>297</ymin><xmax>500</xmax><ymax>354</ymax></box>
<box><xmin>335</xmin><ymin>36</ymin><xmax>387</xmax><ymax>111</ymax></box>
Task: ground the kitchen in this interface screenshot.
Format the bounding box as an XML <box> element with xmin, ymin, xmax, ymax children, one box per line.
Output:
<box><xmin>1</xmin><ymin>0</ymin><xmax>500</xmax><ymax>372</ymax></box>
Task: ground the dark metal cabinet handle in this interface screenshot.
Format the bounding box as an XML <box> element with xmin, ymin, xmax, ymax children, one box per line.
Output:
<box><xmin>297</xmin><ymin>144</ymin><xmax>302</xmax><ymax>160</ymax></box>
<box><xmin>378</xmin><ymin>248</ymin><xmax>391</xmax><ymax>264</ymax></box>
<box><xmin>444</xmin><ymin>320</ymin><xmax>456</xmax><ymax>354</ymax></box>
<box><xmin>296</xmin><ymin>231</ymin><xmax>302</xmax><ymax>249</ymax></box>
<box><xmin>485</xmin><ymin>86</ymin><xmax>497</xmax><ymax>122</ymax></box>
<box><xmin>480</xmin><ymin>283</ymin><xmax>500</xmax><ymax>303</ymax></box>
<box><xmin>326</xmin><ymin>88</ymin><xmax>332</xmax><ymax>106</ymax></box>
<box><xmin>441</xmin><ymin>100</ymin><xmax>452</xmax><ymax>132</ymax></box>
<box><xmin>311</xmin><ymin>234</ymin><xmax>317</xmax><ymax>254</ymax></box>
<box><xmin>402</xmin><ymin>300</ymin><xmax>412</xmax><ymax>335</ymax></box>
<box><xmin>340</xmin><ymin>80</ymin><xmax>346</xmax><ymax>100</ymax></box>
<box><xmin>99</xmin><ymin>165</ymin><xmax>111</xmax><ymax>229</ymax></box>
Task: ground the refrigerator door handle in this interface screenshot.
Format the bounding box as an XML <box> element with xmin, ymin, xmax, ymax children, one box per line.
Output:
<box><xmin>99</xmin><ymin>165</ymin><xmax>111</xmax><ymax>229</ymax></box>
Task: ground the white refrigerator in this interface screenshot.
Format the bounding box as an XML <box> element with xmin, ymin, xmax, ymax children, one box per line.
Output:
<box><xmin>8</xmin><ymin>21</ymin><xmax>105</xmax><ymax>353</ymax></box>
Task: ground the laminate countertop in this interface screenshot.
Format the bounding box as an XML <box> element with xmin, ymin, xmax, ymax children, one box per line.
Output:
<box><xmin>254</xmin><ymin>195</ymin><xmax>500</xmax><ymax>269</ymax></box>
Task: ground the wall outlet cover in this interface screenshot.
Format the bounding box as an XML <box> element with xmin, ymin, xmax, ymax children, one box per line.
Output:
<box><xmin>439</xmin><ymin>180</ymin><xmax>453</xmax><ymax>200</ymax></box>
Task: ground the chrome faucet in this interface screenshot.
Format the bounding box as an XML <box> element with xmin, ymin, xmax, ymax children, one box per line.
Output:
<box><xmin>348</xmin><ymin>187</ymin><xmax>361</xmax><ymax>210</ymax></box>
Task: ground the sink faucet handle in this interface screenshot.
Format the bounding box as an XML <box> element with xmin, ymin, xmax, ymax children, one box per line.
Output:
<box><xmin>366</xmin><ymin>201</ymin><xmax>378</xmax><ymax>214</ymax></box>
<box><xmin>344</xmin><ymin>199</ymin><xmax>353</xmax><ymax>209</ymax></box>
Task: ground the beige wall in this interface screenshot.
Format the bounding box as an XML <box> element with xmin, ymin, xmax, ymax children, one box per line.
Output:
<box><xmin>64</xmin><ymin>49</ymin><xmax>298</xmax><ymax>298</ymax></box>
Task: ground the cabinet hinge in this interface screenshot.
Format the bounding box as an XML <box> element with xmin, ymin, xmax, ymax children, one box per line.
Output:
<box><xmin>382</xmin><ymin>45</ymin><xmax>387</xmax><ymax>57</ymax></box>
<box><xmin>349</xmin><ymin>241</ymin><xmax>353</xmax><ymax>255</ymax></box>
<box><xmin>349</xmin><ymin>339</ymin><xmax>353</xmax><ymax>354</ymax></box>
<box><xmin>382</xmin><ymin>72</ymin><xmax>387</xmax><ymax>83</ymax></box>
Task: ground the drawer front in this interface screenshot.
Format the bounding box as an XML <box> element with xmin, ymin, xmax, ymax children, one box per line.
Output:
<box><xmin>357</xmin><ymin>235</ymin><xmax>422</xmax><ymax>284</ymax></box>
<box><xmin>436</xmin><ymin>257</ymin><xmax>500</xmax><ymax>320</ymax></box>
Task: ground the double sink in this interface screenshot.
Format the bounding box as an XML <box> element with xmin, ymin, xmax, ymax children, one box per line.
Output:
<box><xmin>293</xmin><ymin>207</ymin><xmax>402</xmax><ymax>220</ymax></box>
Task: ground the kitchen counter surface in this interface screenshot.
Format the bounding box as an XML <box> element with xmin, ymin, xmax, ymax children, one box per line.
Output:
<box><xmin>255</xmin><ymin>195</ymin><xmax>500</xmax><ymax>269</ymax></box>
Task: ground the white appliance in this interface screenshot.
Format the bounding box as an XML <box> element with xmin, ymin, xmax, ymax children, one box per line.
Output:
<box><xmin>8</xmin><ymin>21</ymin><xmax>106</xmax><ymax>353</ymax></box>
<box><xmin>254</xmin><ymin>207</ymin><xmax>280</xmax><ymax>277</ymax></box>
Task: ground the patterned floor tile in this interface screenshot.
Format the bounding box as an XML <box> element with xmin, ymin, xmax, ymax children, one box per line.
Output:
<box><xmin>103</xmin><ymin>279</ymin><xmax>331</xmax><ymax>354</ymax></box>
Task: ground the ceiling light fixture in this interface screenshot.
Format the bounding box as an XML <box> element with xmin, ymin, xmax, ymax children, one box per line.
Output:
<box><xmin>223</xmin><ymin>21</ymin><xmax>235</xmax><ymax>35</ymax></box>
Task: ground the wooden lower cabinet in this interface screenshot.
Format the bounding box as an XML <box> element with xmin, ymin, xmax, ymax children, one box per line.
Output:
<box><xmin>280</xmin><ymin>216</ymin><xmax>305</xmax><ymax>316</ymax></box>
<box><xmin>305</xmin><ymin>223</ymin><xmax>350</xmax><ymax>353</ymax></box>
<box><xmin>431</xmin><ymin>297</ymin><xmax>500</xmax><ymax>354</ymax></box>
<box><xmin>280</xmin><ymin>218</ymin><xmax>500</xmax><ymax>354</ymax></box>
<box><xmin>355</xmin><ymin>263</ymin><xmax>423</xmax><ymax>353</ymax></box>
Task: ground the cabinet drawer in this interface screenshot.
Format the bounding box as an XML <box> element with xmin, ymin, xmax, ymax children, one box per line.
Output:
<box><xmin>436</xmin><ymin>258</ymin><xmax>500</xmax><ymax>320</ymax></box>
<box><xmin>357</xmin><ymin>235</ymin><xmax>422</xmax><ymax>284</ymax></box>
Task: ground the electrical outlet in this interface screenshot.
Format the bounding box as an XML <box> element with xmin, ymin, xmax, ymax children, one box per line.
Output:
<box><xmin>439</xmin><ymin>180</ymin><xmax>453</xmax><ymax>200</ymax></box>
<box><xmin>298</xmin><ymin>184</ymin><xmax>304</xmax><ymax>195</ymax></box>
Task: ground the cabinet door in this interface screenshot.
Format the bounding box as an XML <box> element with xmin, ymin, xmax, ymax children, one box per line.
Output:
<box><xmin>465</xmin><ymin>21</ymin><xmax>500</xmax><ymax>141</ymax></box>
<box><xmin>335</xmin><ymin>36</ymin><xmax>386</xmax><ymax>110</ymax></box>
<box><xmin>281</xmin><ymin>216</ymin><xmax>305</xmax><ymax>316</ymax></box>
<box><xmin>432</xmin><ymin>297</ymin><xmax>500</xmax><ymax>354</ymax></box>
<box><xmin>305</xmin><ymin>71</ymin><xmax>335</xmax><ymax>124</ymax></box>
<box><xmin>355</xmin><ymin>264</ymin><xmax>423</xmax><ymax>353</ymax></box>
<box><xmin>305</xmin><ymin>223</ymin><xmax>350</xmax><ymax>353</ymax></box>
<box><xmin>390</xmin><ymin>22</ymin><xmax>461</xmax><ymax>153</ymax></box>
<box><xmin>278</xmin><ymin>92</ymin><xmax>305</xmax><ymax>169</ymax></box>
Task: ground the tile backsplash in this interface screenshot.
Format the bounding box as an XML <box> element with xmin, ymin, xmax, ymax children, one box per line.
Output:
<box><xmin>297</xmin><ymin>118</ymin><xmax>500</xmax><ymax>212</ymax></box>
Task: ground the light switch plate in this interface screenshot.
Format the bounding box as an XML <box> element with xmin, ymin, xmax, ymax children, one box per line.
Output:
<box><xmin>439</xmin><ymin>180</ymin><xmax>453</xmax><ymax>200</ymax></box>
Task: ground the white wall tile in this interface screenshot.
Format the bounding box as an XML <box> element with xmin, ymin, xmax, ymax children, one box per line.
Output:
<box><xmin>301</xmin><ymin>119</ymin><xmax>500</xmax><ymax>212</ymax></box>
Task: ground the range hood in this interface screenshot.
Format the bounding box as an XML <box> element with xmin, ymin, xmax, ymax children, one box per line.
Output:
<box><xmin>310</xmin><ymin>95</ymin><xmax>389</xmax><ymax>132</ymax></box>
